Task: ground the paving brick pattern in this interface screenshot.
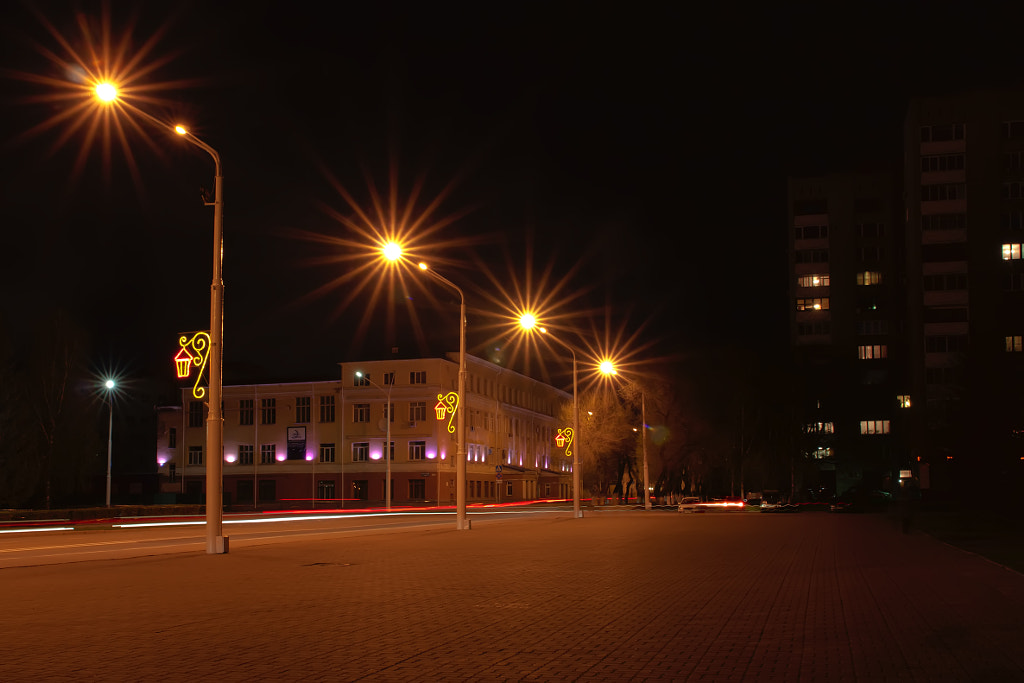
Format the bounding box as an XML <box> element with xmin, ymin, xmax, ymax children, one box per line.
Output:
<box><xmin>1</xmin><ymin>511</ymin><xmax>1022</xmax><ymax>681</ymax></box>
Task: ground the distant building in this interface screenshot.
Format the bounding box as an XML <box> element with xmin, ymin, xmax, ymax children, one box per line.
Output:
<box><xmin>787</xmin><ymin>171</ymin><xmax>908</xmax><ymax>498</ymax></box>
<box><xmin>787</xmin><ymin>88</ymin><xmax>1024</xmax><ymax>499</ymax></box>
<box><xmin>155</xmin><ymin>353</ymin><xmax>573</xmax><ymax>508</ymax></box>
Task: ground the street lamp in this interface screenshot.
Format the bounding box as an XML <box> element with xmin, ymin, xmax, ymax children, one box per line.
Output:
<box><xmin>600</xmin><ymin>360</ymin><xmax>651</xmax><ymax>510</ymax></box>
<box><xmin>103</xmin><ymin>379</ymin><xmax>115</xmax><ymax>507</ymax></box>
<box><xmin>92</xmin><ymin>82</ymin><xmax>227</xmax><ymax>553</ymax></box>
<box><xmin>519</xmin><ymin>315</ymin><xmax>581</xmax><ymax>519</ymax></box>
<box><xmin>379</xmin><ymin>243</ymin><xmax>468</xmax><ymax>530</ymax></box>
<box><xmin>356</xmin><ymin>371</ymin><xmax>393</xmax><ymax>511</ymax></box>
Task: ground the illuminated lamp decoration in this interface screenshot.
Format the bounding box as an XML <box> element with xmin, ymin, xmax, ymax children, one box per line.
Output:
<box><xmin>555</xmin><ymin>427</ymin><xmax>574</xmax><ymax>458</ymax></box>
<box><xmin>175</xmin><ymin>332</ymin><xmax>211</xmax><ymax>400</ymax></box>
<box><xmin>435</xmin><ymin>391</ymin><xmax>460</xmax><ymax>434</ymax></box>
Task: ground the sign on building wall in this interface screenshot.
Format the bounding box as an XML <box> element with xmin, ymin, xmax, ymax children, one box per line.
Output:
<box><xmin>287</xmin><ymin>426</ymin><xmax>307</xmax><ymax>460</ymax></box>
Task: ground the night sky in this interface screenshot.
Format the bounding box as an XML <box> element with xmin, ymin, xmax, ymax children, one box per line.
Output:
<box><xmin>4</xmin><ymin>1</ymin><xmax>1024</xmax><ymax>399</ymax></box>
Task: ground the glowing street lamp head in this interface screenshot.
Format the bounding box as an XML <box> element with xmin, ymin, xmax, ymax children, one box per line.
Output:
<box><xmin>174</xmin><ymin>125</ymin><xmax>188</xmax><ymax>136</ymax></box>
<box><xmin>599</xmin><ymin>360</ymin><xmax>617</xmax><ymax>376</ymax></box>
<box><xmin>94</xmin><ymin>82</ymin><xmax>118</xmax><ymax>103</ymax></box>
<box><xmin>382</xmin><ymin>242</ymin><xmax>403</xmax><ymax>261</ymax></box>
<box><xmin>104</xmin><ymin>379</ymin><xmax>116</xmax><ymax>390</ymax></box>
<box><xmin>519</xmin><ymin>313</ymin><xmax>538</xmax><ymax>331</ymax></box>
<box><xmin>417</xmin><ymin>262</ymin><xmax>429</xmax><ymax>271</ymax></box>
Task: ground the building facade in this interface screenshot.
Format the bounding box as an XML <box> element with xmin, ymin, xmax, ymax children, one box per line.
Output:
<box><xmin>155</xmin><ymin>353</ymin><xmax>573</xmax><ymax>508</ymax></box>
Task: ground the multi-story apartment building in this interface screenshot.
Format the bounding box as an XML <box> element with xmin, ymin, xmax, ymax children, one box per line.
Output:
<box><xmin>904</xmin><ymin>90</ymin><xmax>1024</xmax><ymax>493</ymax></box>
<box><xmin>155</xmin><ymin>353</ymin><xmax>573</xmax><ymax>508</ymax></box>
<box><xmin>787</xmin><ymin>171</ymin><xmax>908</xmax><ymax>498</ymax></box>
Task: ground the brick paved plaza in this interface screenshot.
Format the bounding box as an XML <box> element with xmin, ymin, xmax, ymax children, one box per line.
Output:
<box><xmin>1</xmin><ymin>510</ymin><xmax>1022</xmax><ymax>682</ymax></box>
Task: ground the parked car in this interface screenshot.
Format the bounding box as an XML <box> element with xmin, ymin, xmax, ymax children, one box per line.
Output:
<box><xmin>677</xmin><ymin>497</ymin><xmax>703</xmax><ymax>513</ymax></box>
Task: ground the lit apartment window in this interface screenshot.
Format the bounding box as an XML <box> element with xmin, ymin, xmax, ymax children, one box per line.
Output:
<box><xmin>353</xmin><ymin>442</ymin><xmax>369</xmax><ymax>462</ymax></box>
<box><xmin>260</xmin><ymin>444</ymin><xmax>276</xmax><ymax>464</ymax></box>
<box><xmin>187</xmin><ymin>446</ymin><xmax>203</xmax><ymax>465</ymax></box>
<box><xmin>409</xmin><ymin>441</ymin><xmax>426</xmax><ymax>461</ymax></box>
<box><xmin>856</xmin><ymin>271</ymin><xmax>883</xmax><ymax>285</ymax></box>
<box><xmin>295</xmin><ymin>396</ymin><xmax>311</xmax><ymax>424</ymax></box>
<box><xmin>796</xmin><ymin>298</ymin><xmax>829</xmax><ymax>311</ymax></box>
<box><xmin>797</xmin><ymin>274</ymin><xmax>829</xmax><ymax>288</ymax></box>
<box><xmin>860</xmin><ymin>420</ymin><xmax>890</xmax><ymax>435</ymax></box>
<box><xmin>319</xmin><ymin>443</ymin><xmax>335</xmax><ymax>463</ymax></box>
<box><xmin>1003</xmin><ymin>243</ymin><xmax>1023</xmax><ymax>260</ymax></box>
<box><xmin>811</xmin><ymin>447</ymin><xmax>834</xmax><ymax>459</ymax></box>
<box><xmin>897</xmin><ymin>395</ymin><xmax>911</xmax><ymax>409</ymax></box>
<box><xmin>1006</xmin><ymin>336</ymin><xmax>1023</xmax><ymax>352</ymax></box>
<box><xmin>804</xmin><ymin>422</ymin><xmax>834</xmax><ymax>434</ymax></box>
<box><xmin>858</xmin><ymin>345</ymin><xmax>888</xmax><ymax>360</ymax></box>
<box><xmin>238</xmin><ymin>444</ymin><xmax>254</xmax><ymax>465</ymax></box>
<box><xmin>353</xmin><ymin>403</ymin><xmax>370</xmax><ymax>423</ymax></box>
<box><xmin>410</xmin><ymin>371</ymin><xmax>427</xmax><ymax>384</ymax></box>
<box><xmin>319</xmin><ymin>395</ymin><xmax>335</xmax><ymax>423</ymax></box>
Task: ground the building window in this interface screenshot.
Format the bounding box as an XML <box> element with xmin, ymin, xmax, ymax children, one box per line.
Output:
<box><xmin>1004</xmin><ymin>121</ymin><xmax>1024</xmax><ymax>139</ymax></box>
<box><xmin>320</xmin><ymin>395</ymin><xmax>335</xmax><ymax>423</ymax></box>
<box><xmin>797</xmin><ymin>321</ymin><xmax>831</xmax><ymax>336</ymax></box>
<box><xmin>795</xmin><ymin>249</ymin><xmax>829</xmax><ymax>264</ymax></box>
<box><xmin>794</xmin><ymin>224</ymin><xmax>828</xmax><ymax>240</ymax></box>
<box><xmin>923</xmin><ymin>307</ymin><xmax>968</xmax><ymax>323</ymax></box>
<box><xmin>856</xmin><ymin>246</ymin><xmax>884</xmax><ymax>262</ymax></box>
<box><xmin>796</xmin><ymin>298</ymin><xmax>829</xmax><ymax>311</ymax></box>
<box><xmin>383</xmin><ymin>402</ymin><xmax>395</xmax><ymax>422</ymax></box>
<box><xmin>239</xmin><ymin>399</ymin><xmax>254</xmax><ymax>426</ymax></box>
<box><xmin>796</xmin><ymin>274</ymin><xmax>829</xmax><ymax>288</ymax></box>
<box><xmin>168</xmin><ymin>427</ymin><xmax>177</xmax><ymax>449</ymax></box>
<box><xmin>188</xmin><ymin>401</ymin><xmax>204</xmax><ymax>428</ymax></box>
<box><xmin>921</xmin><ymin>123</ymin><xmax>965</xmax><ymax>142</ymax></box>
<box><xmin>187</xmin><ymin>445</ymin><xmax>203</xmax><ymax>465</ymax></box>
<box><xmin>923</xmin><ymin>243</ymin><xmax>967</xmax><ymax>263</ymax></box>
<box><xmin>409</xmin><ymin>441</ymin><xmax>426</xmax><ymax>461</ymax></box>
<box><xmin>238</xmin><ymin>444</ymin><xmax>254</xmax><ymax>465</ymax></box>
<box><xmin>897</xmin><ymin>395</ymin><xmax>911</xmax><ymax>409</ymax></box>
<box><xmin>860</xmin><ymin>420</ymin><xmax>890</xmax><ymax>435</ymax></box>
<box><xmin>1003</xmin><ymin>243</ymin><xmax>1023</xmax><ymax>260</ymax></box>
<box><xmin>261</xmin><ymin>398</ymin><xmax>276</xmax><ymax>425</ymax></box>
<box><xmin>804</xmin><ymin>422</ymin><xmax>834</xmax><ymax>434</ymax></box>
<box><xmin>921</xmin><ymin>153</ymin><xmax>965</xmax><ymax>172</ymax></box>
<box><xmin>921</xmin><ymin>183</ymin><xmax>966</xmax><ymax>202</ymax></box>
<box><xmin>409</xmin><ymin>479</ymin><xmax>425</xmax><ymax>499</ymax></box>
<box><xmin>317</xmin><ymin>480</ymin><xmax>335</xmax><ymax>500</ymax></box>
<box><xmin>856</xmin><ymin>320</ymin><xmax>889</xmax><ymax>335</ymax></box>
<box><xmin>793</xmin><ymin>199</ymin><xmax>827</xmax><ymax>215</ymax></box>
<box><xmin>922</xmin><ymin>213</ymin><xmax>966</xmax><ymax>231</ymax></box>
<box><xmin>1003</xmin><ymin>182</ymin><xmax>1024</xmax><ymax>200</ymax></box>
<box><xmin>319</xmin><ymin>443</ymin><xmax>336</xmax><ymax>463</ymax></box>
<box><xmin>925</xmin><ymin>335</ymin><xmax>968</xmax><ymax>353</ymax></box>
<box><xmin>924</xmin><ymin>273</ymin><xmax>968</xmax><ymax>291</ymax></box>
<box><xmin>856</xmin><ymin>222</ymin><xmax>884</xmax><ymax>238</ymax></box>
<box><xmin>353</xmin><ymin>442</ymin><xmax>369</xmax><ymax>462</ymax></box>
<box><xmin>858</xmin><ymin>345</ymin><xmax>888</xmax><ymax>359</ymax></box>
<box><xmin>811</xmin><ymin>447</ymin><xmax>834</xmax><ymax>459</ymax></box>
<box><xmin>409</xmin><ymin>401</ymin><xmax>427</xmax><ymax>422</ymax></box>
<box><xmin>354</xmin><ymin>373</ymin><xmax>370</xmax><ymax>387</ymax></box>
<box><xmin>410</xmin><ymin>371</ymin><xmax>427</xmax><ymax>384</ymax></box>
<box><xmin>353</xmin><ymin>403</ymin><xmax>370</xmax><ymax>423</ymax></box>
<box><xmin>856</xmin><ymin>271</ymin><xmax>883</xmax><ymax>286</ymax></box>
<box><xmin>261</xmin><ymin>444</ymin><xmax>276</xmax><ymax>464</ymax></box>
<box><xmin>1006</xmin><ymin>273</ymin><xmax>1024</xmax><ymax>291</ymax></box>
<box><xmin>1002</xmin><ymin>211</ymin><xmax>1024</xmax><ymax>231</ymax></box>
<box><xmin>382</xmin><ymin>372</ymin><xmax>395</xmax><ymax>386</ymax></box>
<box><xmin>1006</xmin><ymin>336</ymin><xmax>1023</xmax><ymax>352</ymax></box>
<box><xmin>296</xmin><ymin>396</ymin><xmax>311</xmax><ymax>423</ymax></box>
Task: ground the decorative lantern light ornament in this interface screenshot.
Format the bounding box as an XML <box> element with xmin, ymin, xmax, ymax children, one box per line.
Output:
<box><xmin>175</xmin><ymin>331</ymin><xmax>212</xmax><ymax>399</ymax></box>
<box><xmin>555</xmin><ymin>427</ymin><xmax>574</xmax><ymax>458</ymax></box>
<box><xmin>435</xmin><ymin>391</ymin><xmax>460</xmax><ymax>434</ymax></box>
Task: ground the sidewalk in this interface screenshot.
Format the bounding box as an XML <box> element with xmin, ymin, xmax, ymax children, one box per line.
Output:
<box><xmin>1</xmin><ymin>511</ymin><xmax>1022</xmax><ymax>681</ymax></box>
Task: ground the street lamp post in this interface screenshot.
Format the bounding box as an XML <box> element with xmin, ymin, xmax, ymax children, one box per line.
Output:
<box><xmin>175</xmin><ymin>125</ymin><xmax>228</xmax><ymax>553</ymax></box>
<box><xmin>104</xmin><ymin>379</ymin><xmax>115</xmax><ymax>507</ymax></box>
<box><xmin>519</xmin><ymin>316</ymin><xmax>581</xmax><ymax>519</ymax></box>
<box><xmin>600</xmin><ymin>361</ymin><xmax>651</xmax><ymax>510</ymax></box>
<box><xmin>91</xmin><ymin>84</ymin><xmax>227</xmax><ymax>553</ymax></box>
<box><xmin>356</xmin><ymin>371</ymin><xmax>393</xmax><ymax>511</ymax></box>
<box><xmin>417</xmin><ymin>263</ymin><xmax>469</xmax><ymax>530</ymax></box>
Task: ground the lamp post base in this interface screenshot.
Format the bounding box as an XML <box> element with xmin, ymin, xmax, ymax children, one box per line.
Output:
<box><xmin>207</xmin><ymin>536</ymin><xmax>229</xmax><ymax>554</ymax></box>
